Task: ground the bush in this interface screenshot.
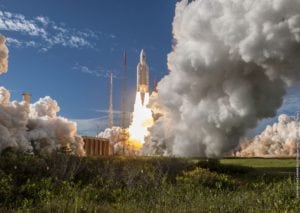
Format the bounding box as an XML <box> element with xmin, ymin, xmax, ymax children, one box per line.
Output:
<box><xmin>0</xmin><ymin>152</ymin><xmax>299</xmax><ymax>211</ymax></box>
<box><xmin>0</xmin><ymin>172</ymin><xmax>13</xmax><ymax>205</ymax></box>
<box><xmin>176</xmin><ymin>167</ymin><xmax>237</xmax><ymax>190</ymax></box>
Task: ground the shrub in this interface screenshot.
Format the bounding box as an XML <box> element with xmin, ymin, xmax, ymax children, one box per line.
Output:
<box><xmin>176</xmin><ymin>167</ymin><xmax>237</xmax><ymax>190</ymax></box>
<box><xmin>0</xmin><ymin>152</ymin><xmax>299</xmax><ymax>211</ymax></box>
<box><xmin>0</xmin><ymin>172</ymin><xmax>13</xmax><ymax>205</ymax></box>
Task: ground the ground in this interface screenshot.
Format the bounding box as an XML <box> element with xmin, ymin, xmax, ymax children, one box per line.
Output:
<box><xmin>0</xmin><ymin>150</ymin><xmax>299</xmax><ymax>212</ymax></box>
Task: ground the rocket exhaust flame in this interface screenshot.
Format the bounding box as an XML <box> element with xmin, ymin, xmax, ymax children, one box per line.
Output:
<box><xmin>98</xmin><ymin>49</ymin><xmax>153</xmax><ymax>154</ymax></box>
<box><xmin>128</xmin><ymin>92</ymin><xmax>153</xmax><ymax>149</ymax></box>
<box><xmin>127</xmin><ymin>49</ymin><xmax>153</xmax><ymax>150</ymax></box>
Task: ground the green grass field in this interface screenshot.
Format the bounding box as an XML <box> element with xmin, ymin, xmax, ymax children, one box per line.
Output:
<box><xmin>221</xmin><ymin>158</ymin><xmax>296</xmax><ymax>168</ymax></box>
<box><xmin>0</xmin><ymin>150</ymin><xmax>299</xmax><ymax>212</ymax></box>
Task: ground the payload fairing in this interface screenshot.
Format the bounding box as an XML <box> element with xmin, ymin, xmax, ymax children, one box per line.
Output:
<box><xmin>137</xmin><ymin>49</ymin><xmax>149</xmax><ymax>104</ymax></box>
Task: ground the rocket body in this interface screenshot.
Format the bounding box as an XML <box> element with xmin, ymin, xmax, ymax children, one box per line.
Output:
<box><xmin>137</xmin><ymin>49</ymin><xmax>149</xmax><ymax>104</ymax></box>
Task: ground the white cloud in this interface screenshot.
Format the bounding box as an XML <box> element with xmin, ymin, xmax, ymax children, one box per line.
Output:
<box><xmin>35</xmin><ymin>16</ymin><xmax>49</xmax><ymax>25</ymax></box>
<box><xmin>6</xmin><ymin>37</ymin><xmax>37</xmax><ymax>48</ymax></box>
<box><xmin>69</xmin><ymin>36</ymin><xmax>91</xmax><ymax>48</ymax></box>
<box><xmin>26</xmin><ymin>40</ymin><xmax>37</xmax><ymax>47</ymax></box>
<box><xmin>109</xmin><ymin>34</ymin><xmax>116</xmax><ymax>39</ymax></box>
<box><xmin>0</xmin><ymin>11</ymin><xmax>47</xmax><ymax>37</ymax></box>
<box><xmin>72</xmin><ymin>63</ymin><xmax>114</xmax><ymax>78</ymax></box>
<box><xmin>0</xmin><ymin>10</ymin><xmax>98</xmax><ymax>50</ymax></box>
<box><xmin>6</xmin><ymin>37</ymin><xmax>22</xmax><ymax>47</ymax></box>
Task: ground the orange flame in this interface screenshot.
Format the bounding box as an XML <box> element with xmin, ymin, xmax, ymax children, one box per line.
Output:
<box><xmin>128</xmin><ymin>92</ymin><xmax>153</xmax><ymax>149</ymax></box>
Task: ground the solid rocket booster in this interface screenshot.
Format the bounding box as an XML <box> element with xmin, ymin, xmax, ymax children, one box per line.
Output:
<box><xmin>137</xmin><ymin>49</ymin><xmax>149</xmax><ymax>104</ymax></box>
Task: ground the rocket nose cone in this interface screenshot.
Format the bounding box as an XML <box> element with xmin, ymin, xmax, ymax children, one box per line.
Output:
<box><xmin>140</xmin><ymin>49</ymin><xmax>146</xmax><ymax>64</ymax></box>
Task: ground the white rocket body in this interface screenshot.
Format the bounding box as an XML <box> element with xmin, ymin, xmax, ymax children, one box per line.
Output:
<box><xmin>137</xmin><ymin>49</ymin><xmax>149</xmax><ymax>104</ymax></box>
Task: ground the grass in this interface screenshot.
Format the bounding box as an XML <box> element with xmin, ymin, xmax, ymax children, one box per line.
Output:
<box><xmin>0</xmin><ymin>149</ymin><xmax>299</xmax><ymax>212</ymax></box>
<box><xmin>221</xmin><ymin>158</ymin><xmax>296</xmax><ymax>175</ymax></box>
<box><xmin>221</xmin><ymin>158</ymin><xmax>296</xmax><ymax>168</ymax></box>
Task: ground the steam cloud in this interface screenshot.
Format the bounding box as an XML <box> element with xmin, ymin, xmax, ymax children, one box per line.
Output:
<box><xmin>27</xmin><ymin>97</ymin><xmax>85</xmax><ymax>155</ymax></box>
<box><xmin>236</xmin><ymin>114</ymin><xmax>297</xmax><ymax>157</ymax></box>
<box><xmin>0</xmin><ymin>35</ymin><xmax>8</xmax><ymax>73</ymax></box>
<box><xmin>97</xmin><ymin>127</ymin><xmax>127</xmax><ymax>155</ymax></box>
<box><xmin>0</xmin><ymin>92</ymin><xmax>85</xmax><ymax>155</ymax></box>
<box><xmin>144</xmin><ymin>0</ymin><xmax>300</xmax><ymax>157</ymax></box>
<box><xmin>97</xmin><ymin>125</ymin><xmax>143</xmax><ymax>155</ymax></box>
<box><xmin>0</xmin><ymin>34</ymin><xmax>85</xmax><ymax>155</ymax></box>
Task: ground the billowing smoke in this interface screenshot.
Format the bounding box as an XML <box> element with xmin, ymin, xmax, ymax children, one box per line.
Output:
<box><xmin>97</xmin><ymin>127</ymin><xmax>126</xmax><ymax>155</ymax></box>
<box><xmin>27</xmin><ymin>96</ymin><xmax>85</xmax><ymax>155</ymax></box>
<box><xmin>0</xmin><ymin>34</ymin><xmax>85</xmax><ymax>156</ymax></box>
<box><xmin>0</xmin><ymin>35</ymin><xmax>8</xmax><ymax>73</ymax></box>
<box><xmin>236</xmin><ymin>114</ymin><xmax>297</xmax><ymax>157</ymax></box>
<box><xmin>0</xmin><ymin>87</ymin><xmax>32</xmax><ymax>152</ymax></box>
<box><xmin>97</xmin><ymin>126</ymin><xmax>142</xmax><ymax>155</ymax></box>
<box><xmin>0</xmin><ymin>88</ymin><xmax>85</xmax><ymax>155</ymax></box>
<box><xmin>144</xmin><ymin>0</ymin><xmax>300</xmax><ymax>157</ymax></box>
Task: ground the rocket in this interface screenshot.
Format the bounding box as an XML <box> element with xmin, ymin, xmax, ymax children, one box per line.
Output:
<box><xmin>137</xmin><ymin>49</ymin><xmax>149</xmax><ymax>104</ymax></box>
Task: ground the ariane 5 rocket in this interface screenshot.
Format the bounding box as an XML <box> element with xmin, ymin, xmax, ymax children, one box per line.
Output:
<box><xmin>137</xmin><ymin>49</ymin><xmax>149</xmax><ymax>104</ymax></box>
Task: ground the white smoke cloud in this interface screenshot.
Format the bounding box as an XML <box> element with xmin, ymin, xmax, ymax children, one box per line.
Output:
<box><xmin>30</xmin><ymin>96</ymin><xmax>60</xmax><ymax>118</ymax></box>
<box><xmin>27</xmin><ymin>96</ymin><xmax>85</xmax><ymax>156</ymax></box>
<box><xmin>0</xmin><ymin>90</ymin><xmax>85</xmax><ymax>155</ymax></box>
<box><xmin>97</xmin><ymin>126</ymin><xmax>125</xmax><ymax>155</ymax></box>
<box><xmin>145</xmin><ymin>0</ymin><xmax>300</xmax><ymax>157</ymax></box>
<box><xmin>0</xmin><ymin>34</ymin><xmax>85</xmax><ymax>156</ymax></box>
<box><xmin>236</xmin><ymin>114</ymin><xmax>297</xmax><ymax>157</ymax></box>
<box><xmin>0</xmin><ymin>35</ymin><xmax>8</xmax><ymax>74</ymax></box>
<box><xmin>0</xmin><ymin>87</ymin><xmax>32</xmax><ymax>152</ymax></box>
<box><xmin>97</xmin><ymin>126</ymin><xmax>141</xmax><ymax>155</ymax></box>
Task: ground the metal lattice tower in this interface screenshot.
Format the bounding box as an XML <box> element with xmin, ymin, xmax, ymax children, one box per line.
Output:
<box><xmin>108</xmin><ymin>71</ymin><xmax>113</xmax><ymax>129</ymax></box>
<box><xmin>296</xmin><ymin>112</ymin><xmax>300</xmax><ymax>199</ymax></box>
<box><xmin>121</xmin><ymin>50</ymin><xmax>128</xmax><ymax>154</ymax></box>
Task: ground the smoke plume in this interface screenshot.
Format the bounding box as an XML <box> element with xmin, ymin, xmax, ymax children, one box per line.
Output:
<box><xmin>27</xmin><ymin>96</ymin><xmax>85</xmax><ymax>155</ymax></box>
<box><xmin>97</xmin><ymin>127</ymin><xmax>126</xmax><ymax>155</ymax></box>
<box><xmin>0</xmin><ymin>35</ymin><xmax>8</xmax><ymax>73</ymax></box>
<box><xmin>145</xmin><ymin>0</ymin><xmax>300</xmax><ymax>157</ymax></box>
<box><xmin>0</xmin><ymin>89</ymin><xmax>85</xmax><ymax>155</ymax></box>
<box><xmin>0</xmin><ymin>34</ymin><xmax>85</xmax><ymax>155</ymax></box>
<box><xmin>0</xmin><ymin>87</ymin><xmax>32</xmax><ymax>152</ymax></box>
<box><xmin>236</xmin><ymin>114</ymin><xmax>297</xmax><ymax>157</ymax></box>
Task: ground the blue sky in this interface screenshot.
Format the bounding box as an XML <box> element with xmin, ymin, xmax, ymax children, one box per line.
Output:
<box><xmin>0</xmin><ymin>0</ymin><xmax>299</xmax><ymax>136</ymax></box>
<box><xmin>0</xmin><ymin>0</ymin><xmax>178</xmax><ymax>134</ymax></box>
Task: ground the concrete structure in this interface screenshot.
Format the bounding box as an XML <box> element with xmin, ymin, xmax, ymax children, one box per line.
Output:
<box><xmin>82</xmin><ymin>136</ymin><xmax>113</xmax><ymax>156</ymax></box>
<box><xmin>137</xmin><ymin>49</ymin><xmax>149</xmax><ymax>104</ymax></box>
<box><xmin>121</xmin><ymin>50</ymin><xmax>128</xmax><ymax>154</ymax></box>
<box><xmin>22</xmin><ymin>92</ymin><xmax>31</xmax><ymax>104</ymax></box>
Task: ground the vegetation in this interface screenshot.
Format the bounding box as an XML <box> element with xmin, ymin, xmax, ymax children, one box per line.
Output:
<box><xmin>221</xmin><ymin>158</ymin><xmax>296</xmax><ymax>169</ymax></box>
<box><xmin>0</xmin><ymin>149</ymin><xmax>299</xmax><ymax>212</ymax></box>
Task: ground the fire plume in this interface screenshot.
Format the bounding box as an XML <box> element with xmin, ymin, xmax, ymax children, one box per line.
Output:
<box><xmin>128</xmin><ymin>92</ymin><xmax>153</xmax><ymax>149</ymax></box>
